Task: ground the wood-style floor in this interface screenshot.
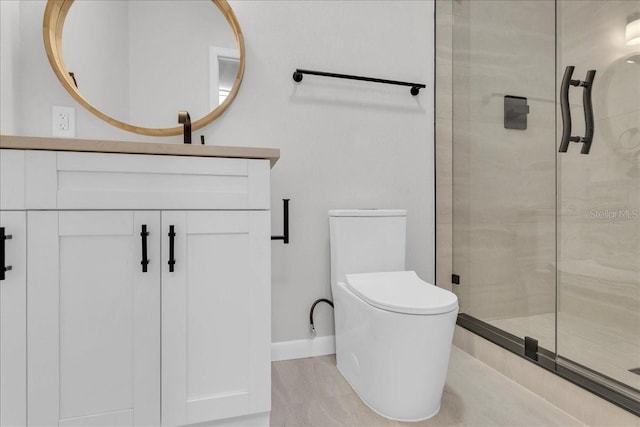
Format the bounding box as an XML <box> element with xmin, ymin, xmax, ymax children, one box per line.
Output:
<box><xmin>271</xmin><ymin>346</ymin><xmax>584</xmax><ymax>426</ymax></box>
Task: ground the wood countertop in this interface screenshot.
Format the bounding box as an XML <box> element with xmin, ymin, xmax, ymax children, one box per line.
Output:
<box><xmin>0</xmin><ymin>135</ymin><xmax>280</xmax><ymax>167</ymax></box>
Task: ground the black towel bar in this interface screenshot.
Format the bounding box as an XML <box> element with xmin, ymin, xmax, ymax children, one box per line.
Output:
<box><xmin>292</xmin><ymin>69</ymin><xmax>425</xmax><ymax>96</ymax></box>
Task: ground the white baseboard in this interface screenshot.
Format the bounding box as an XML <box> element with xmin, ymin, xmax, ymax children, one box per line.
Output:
<box><xmin>199</xmin><ymin>412</ymin><xmax>269</xmax><ymax>427</ymax></box>
<box><xmin>271</xmin><ymin>335</ymin><xmax>336</xmax><ymax>362</ymax></box>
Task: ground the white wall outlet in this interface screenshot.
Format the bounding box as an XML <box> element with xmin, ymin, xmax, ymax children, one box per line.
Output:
<box><xmin>52</xmin><ymin>106</ymin><xmax>75</xmax><ymax>137</ymax></box>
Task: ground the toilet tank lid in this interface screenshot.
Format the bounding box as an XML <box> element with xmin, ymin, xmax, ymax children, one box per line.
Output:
<box><xmin>329</xmin><ymin>209</ymin><xmax>406</xmax><ymax>217</ymax></box>
<box><xmin>345</xmin><ymin>271</ymin><xmax>458</xmax><ymax>315</ymax></box>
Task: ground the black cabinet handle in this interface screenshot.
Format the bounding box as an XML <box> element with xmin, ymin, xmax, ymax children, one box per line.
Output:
<box><xmin>140</xmin><ymin>225</ymin><xmax>149</xmax><ymax>273</ymax></box>
<box><xmin>168</xmin><ymin>225</ymin><xmax>176</xmax><ymax>272</ymax></box>
<box><xmin>1</xmin><ymin>227</ymin><xmax>13</xmax><ymax>281</ymax></box>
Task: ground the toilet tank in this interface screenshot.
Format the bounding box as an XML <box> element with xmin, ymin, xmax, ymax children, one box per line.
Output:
<box><xmin>329</xmin><ymin>209</ymin><xmax>407</xmax><ymax>289</ymax></box>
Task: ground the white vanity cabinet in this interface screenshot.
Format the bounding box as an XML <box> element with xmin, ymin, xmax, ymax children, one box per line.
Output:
<box><xmin>161</xmin><ymin>211</ymin><xmax>270</xmax><ymax>426</ymax></box>
<box><xmin>27</xmin><ymin>210</ymin><xmax>162</xmax><ymax>426</ymax></box>
<box><xmin>0</xmin><ymin>146</ymin><xmax>274</xmax><ymax>427</ymax></box>
<box><xmin>0</xmin><ymin>211</ymin><xmax>27</xmax><ymax>427</ymax></box>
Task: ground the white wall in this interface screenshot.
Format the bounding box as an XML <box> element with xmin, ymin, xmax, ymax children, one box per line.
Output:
<box><xmin>0</xmin><ymin>0</ymin><xmax>20</xmax><ymax>134</ymax></box>
<box><xmin>2</xmin><ymin>0</ymin><xmax>435</xmax><ymax>344</ymax></box>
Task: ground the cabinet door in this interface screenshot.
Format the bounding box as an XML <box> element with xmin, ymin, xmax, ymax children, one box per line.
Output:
<box><xmin>162</xmin><ymin>211</ymin><xmax>270</xmax><ymax>426</ymax></box>
<box><xmin>0</xmin><ymin>211</ymin><xmax>26</xmax><ymax>427</ymax></box>
<box><xmin>28</xmin><ymin>211</ymin><xmax>161</xmax><ymax>426</ymax></box>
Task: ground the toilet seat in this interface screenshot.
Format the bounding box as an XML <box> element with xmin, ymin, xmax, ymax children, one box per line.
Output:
<box><xmin>345</xmin><ymin>271</ymin><xmax>458</xmax><ymax>315</ymax></box>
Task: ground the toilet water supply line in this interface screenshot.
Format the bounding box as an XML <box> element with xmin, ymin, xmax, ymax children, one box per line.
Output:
<box><xmin>309</xmin><ymin>298</ymin><xmax>334</xmax><ymax>336</ymax></box>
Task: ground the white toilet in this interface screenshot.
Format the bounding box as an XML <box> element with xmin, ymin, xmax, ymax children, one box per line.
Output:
<box><xmin>329</xmin><ymin>209</ymin><xmax>458</xmax><ymax>422</ymax></box>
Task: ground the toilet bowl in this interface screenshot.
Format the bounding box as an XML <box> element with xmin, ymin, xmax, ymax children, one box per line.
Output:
<box><xmin>329</xmin><ymin>210</ymin><xmax>458</xmax><ymax>421</ymax></box>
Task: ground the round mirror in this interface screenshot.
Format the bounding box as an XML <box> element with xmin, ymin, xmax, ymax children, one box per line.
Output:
<box><xmin>43</xmin><ymin>0</ymin><xmax>245</xmax><ymax>136</ymax></box>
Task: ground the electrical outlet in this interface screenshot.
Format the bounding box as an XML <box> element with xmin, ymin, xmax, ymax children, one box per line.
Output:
<box><xmin>52</xmin><ymin>106</ymin><xmax>75</xmax><ymax>137</ymax></box>
<box><xmin>56</xmin><ymin>111</ymin><xmax>69</xmax><ymax>131</ymax></box>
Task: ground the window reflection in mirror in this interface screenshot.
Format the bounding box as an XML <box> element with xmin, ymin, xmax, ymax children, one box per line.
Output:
<box><xmin>209</xmin><ymin>47</ymin><xmax>240</xmax><ymax>109</ymax></box>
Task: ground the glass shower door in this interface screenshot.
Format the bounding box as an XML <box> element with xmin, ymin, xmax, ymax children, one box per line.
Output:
<box><xmin>450</xmin><ymin>0</ymin><xmax>640</xmax><ymax>409</ymax></box>
<box><xmin>556</xmin><ymin>0</ymin><xmax>640</xmax><ymax>393</ymax></box>
<box><xmin>451</xmin><ymin>0</ymin><xmax>558</xmax><ymax>352</ymax></box>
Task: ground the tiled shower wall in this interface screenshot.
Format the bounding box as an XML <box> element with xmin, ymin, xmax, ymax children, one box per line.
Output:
<box><xmin>440</xmin><ymin>0</ymin><xmax>557</xmax><ymax>322</ymax></box>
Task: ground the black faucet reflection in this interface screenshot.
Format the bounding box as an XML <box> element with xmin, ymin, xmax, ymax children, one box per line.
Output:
<box><xmin>178</xmin><ymin>111</ymin><xmax>191</xmax><ymax>144</ymax></box>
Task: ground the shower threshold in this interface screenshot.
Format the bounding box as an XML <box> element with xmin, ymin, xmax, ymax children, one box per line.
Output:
<box><xmin>457</xmin><ymin>313</ymin><xmax>640</xmax><ymax>417</ymax></box>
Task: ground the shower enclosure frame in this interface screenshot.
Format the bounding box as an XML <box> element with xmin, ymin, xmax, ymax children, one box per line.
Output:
<box><xmin>435</xmin><ymin>0</ymin><xmax>640</xmax><ymax>417</ymax></box>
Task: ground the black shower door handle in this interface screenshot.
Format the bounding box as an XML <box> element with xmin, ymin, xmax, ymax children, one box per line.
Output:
<box><xmin>559</xmin><ymin>66</ymin><xmax>581</xmax><ymax>152</ymax></box>
<box><xmin>580</xmin><ymin>70</ymin><xmax>596</xmax><ymax>154</ymax></box>
<box><xmin>559</xmin><ymin>66</ymin><xmax>596</xmax><ymax>154</ymax></box>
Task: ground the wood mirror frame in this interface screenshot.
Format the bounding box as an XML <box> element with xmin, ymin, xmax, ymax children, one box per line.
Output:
<box><xmin>43</xmin><ymin>0</ymin><xmax>245</xmax><ymax>137</ymax></box>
